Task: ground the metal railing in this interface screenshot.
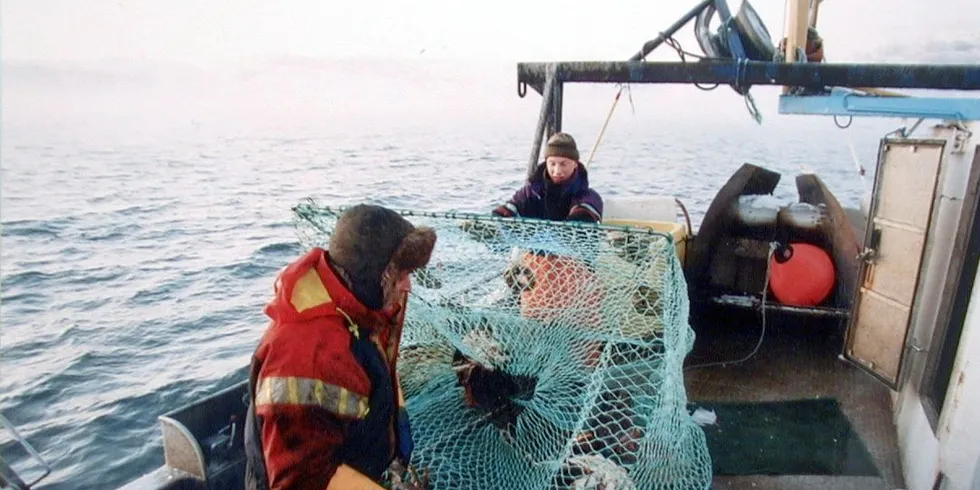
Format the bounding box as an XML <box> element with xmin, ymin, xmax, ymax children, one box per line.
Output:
<box><xmin>0</xmin><ymin>411</ymin><xmax>52</xmax><ymax>490</ymax></box>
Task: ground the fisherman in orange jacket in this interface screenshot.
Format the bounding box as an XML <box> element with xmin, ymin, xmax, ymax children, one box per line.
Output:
<box><xmin>243</xmin><ymin>204</ymin><xmax>436</xmax><ymax>490</ymax></box>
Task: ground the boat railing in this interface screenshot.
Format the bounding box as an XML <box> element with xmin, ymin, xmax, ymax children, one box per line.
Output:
<box><xmin>0</xmin><ymin>411</ymin><xmax>52</xmax><ymax>490</ymax></box>
<box><xmin>118</xmin><ymin>381</ymin><xmax>249</xmax><ymax>490</ymax></box>
<box><xmin>159</xmin><ymin>381</ymin><xmax>248</xmax><ymax>486</ymax></box>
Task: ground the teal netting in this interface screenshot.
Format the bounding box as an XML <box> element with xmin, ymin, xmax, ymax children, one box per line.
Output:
<box><xmin>293</xmin><ymin>201</ymin><xmax>712</xmax><ymax>490</ymax></box>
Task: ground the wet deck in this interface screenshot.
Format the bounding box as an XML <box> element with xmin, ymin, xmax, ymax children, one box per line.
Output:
<box><xmin>684</xmin><ymin>306</ymin><xmax>904</xmax><ymax>490</ymax></box>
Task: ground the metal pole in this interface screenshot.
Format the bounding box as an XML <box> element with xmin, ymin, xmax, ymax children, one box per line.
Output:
<box><xmin>629</xmin><ymin>0</ymin><xmax>715</xmax><ymax>61</ymax></box>
<box><xmin>809</xmin><ymin>0</ymin><xmax>823</xmax><ymax>27</ymax></box>
<box><xmin>527</xmin><ymin>68</ymin><xmax>556</xmax><ymax>180</ymax></box>
<box><xmin>518</xmin><ymin>61</ymin><xmax>980</xmax><ymax>91</ymax></box>
<box><xmin>549</xmin><ymin>81</ymin><xmax>564</xmax><ymax>136</ymax></box>
<box><xmin>0</xmin><ymin>412</ymin><xmax>52</xmax><ymax>488</ymax></box>
<box><xmin>583</xmin><ymin>0</ymin><xmax>712</xmax><ymax>171</ymax></box>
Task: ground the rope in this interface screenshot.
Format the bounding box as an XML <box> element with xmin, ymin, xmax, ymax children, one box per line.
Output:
<box><xmin>585</xmin><ymin>32</ymin><xmax>714</xmax><ymax>169</ymax></box>
<box><xmin>584</xmin><ymin>87</ymin><xmax>623</xmax><ymax>168</ymax></box>
<box><xmin>684</xmin><ymin>241</ymin><xmax>775</xmax><ymax>371</ymax></box>
<box><xmin>664</xmin><ymin>35</ymin><xmax>720</xmax><ymax>91</ymax></box>
<box><xmin>843</xmin><ymin>128</ymin><xmax>872</xmax><ymax>207</ymax></box>
<box><xmin>743</xmin><ymin>91</ymin><xmax>763</xmax><ymax>125</ymax></box>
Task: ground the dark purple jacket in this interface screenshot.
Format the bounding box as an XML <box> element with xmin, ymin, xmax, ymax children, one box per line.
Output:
<box><xmin>492</xmin><ymin>162</ymin><xmax>603</xmax><ymax>222</ymax></box>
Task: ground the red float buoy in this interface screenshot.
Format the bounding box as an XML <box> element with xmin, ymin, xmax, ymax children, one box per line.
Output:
<box><xmin>768</xmin><ymin>242</ymin><xmax>836</xmax><ymax>307</ymax></box>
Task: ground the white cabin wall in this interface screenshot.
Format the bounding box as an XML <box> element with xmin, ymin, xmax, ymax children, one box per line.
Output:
<box><xmin>893</xmin><ymin>288</ymin><xmax>978</xmax><ymax>490</ymax></box>
<box><xmin>890</xmin><ymin>123</ymin><xmax>978</xmax><ymax>490</ymax></box>
<box><xmin>895</xmin><ymin>385</ymin><xmax>940</xmax><ymax>490</ymax></box>
<box><xmin>892</xmin><ymin>123</ymin><xmax>967</xmax><ymax>490</ymax></box>
<box><xmin>936</xmin><ymin>263</ymin><xmax>980</xmax><ymax>489</ymax></box>
<box><xmin>902</xmin><ymin>125</ymin><xmax>970</xmax><ymax>381</ymax></box>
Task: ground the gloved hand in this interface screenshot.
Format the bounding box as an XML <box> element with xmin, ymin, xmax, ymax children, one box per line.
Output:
<box><xmin>396</xmin><ymin>407</ymin><xmax>414</xmax><ymax>462</ymax></box>
<box><xmin>458</xmin><ymin>219</ymin><xmax>501</xmax><ymax>241</ymax></box>
<box><xmin>387</xmin><ymin>458</ymin><xmax>430</xmax><ymax>490</ymax></box>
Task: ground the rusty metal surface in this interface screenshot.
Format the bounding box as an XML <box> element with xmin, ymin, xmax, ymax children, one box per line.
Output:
<box><xmin>517</xmin><ymin>61</ymin><xmax>980</xmax><ymax>90</ymax></box>
<box><xmin>709</xmin><ymin>294</ymin><xmax>851</xmax><ymax>318</ymax></box>
<box><xmin>526</xmin><ymin>69</ymin><xmax>556</xmax><ymax>179</ymax></box>
<box><xmin>795</xmin><ymin>174</ymin><xmax>863</xmax><ymax>310</ymax></box>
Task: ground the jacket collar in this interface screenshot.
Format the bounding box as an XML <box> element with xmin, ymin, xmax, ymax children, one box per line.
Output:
<box><xmin>531</xmin><ymin>161</ymin><xmax>590</xmax><ymax>197</ymax></box>
<box><xmin>315</xmin><ymin>250</ymin><xmax>399</xmax><ymax>332</ymax></box>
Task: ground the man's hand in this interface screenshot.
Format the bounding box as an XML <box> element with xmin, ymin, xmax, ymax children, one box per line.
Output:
<box><xmin>387</xmin><ymin>458</ymin><xmax>430</xmax><ymax>490</ymax></box>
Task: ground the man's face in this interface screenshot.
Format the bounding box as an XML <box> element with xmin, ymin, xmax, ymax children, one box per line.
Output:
<box><xmin>383</xmin><ymin>270</ymin><xmax>413</xmax><ymax>311</ymax></box>
<box><xmin>546</xmin><ymin>156</ymin><xmax>577</xmax><ymax>184</ymax></box>
<box><xmin>394</xmin><ymin>270</ymin><xmax>412</xmax><ymax>296</ymax></box>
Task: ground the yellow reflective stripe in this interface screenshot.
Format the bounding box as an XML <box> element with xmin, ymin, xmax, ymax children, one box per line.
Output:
<box><xmin>287</xmin><ymin>377</ymin><xmax>299</xmax><ymax>404</ymax></box>
<box><xmin>313</xmin><ymin>378</ymin><xmax>327</xmax><ymax>406</ymax></box>
<box><xmin>290</xmin><ymin>268</ymin><xmax>332</xmax><ymax>312</ymax></box>
<box><xmin>255</xmin><ymin>378</ymin><xmax>273</xmax><ymax>406</ymax></box>
<box><xmin>255</xmin><ymin>376</ymin><xmax>370</xmax><ymax>419</ymax></box>
<box><xmin>338</xmin><ymin>388</ymin><xmax>349</xmax><ymax>416</ymax></box>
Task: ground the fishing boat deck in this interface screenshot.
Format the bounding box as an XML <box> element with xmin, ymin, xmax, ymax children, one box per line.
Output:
<box><xmin>685</xmin><ymin>307</ymin><xmax>904</xmax><ymax>490</ymax></box>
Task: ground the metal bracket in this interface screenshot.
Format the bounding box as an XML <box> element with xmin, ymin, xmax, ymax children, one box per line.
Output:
<box><xmin>951</xmin><ymin>125</ymin><xmax>973</xmax><ymax>153</ymax></box>
<box><xmin>856</xmin><ymin>248</ymin><xmax>876</xmax><ymax>262</ymax></box>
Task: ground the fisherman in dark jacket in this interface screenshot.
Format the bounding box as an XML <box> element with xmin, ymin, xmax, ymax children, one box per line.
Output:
<box><xmin>492</xmin><ymin>132</ymin><xmax>604</xmax><ymax>223</ymax></box>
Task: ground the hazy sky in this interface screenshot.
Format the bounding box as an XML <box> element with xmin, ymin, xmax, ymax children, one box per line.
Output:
<box><xmin>3</xmin><ymin>0</ymin><xmax>978</xmax><ymax>64</ymax></box>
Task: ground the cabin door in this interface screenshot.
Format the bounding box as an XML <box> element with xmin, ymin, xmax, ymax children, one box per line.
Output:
<box><xmin>844</xmin><ymin>138</ymin><xmax>946</xmax><ymax>390</ymax></box>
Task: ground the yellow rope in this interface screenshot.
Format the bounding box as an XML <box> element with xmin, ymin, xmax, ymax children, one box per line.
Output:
<box><xmin>584</xmin><ymin>85</ymin><xmax>624</xmax><ymax>168</ymax></box>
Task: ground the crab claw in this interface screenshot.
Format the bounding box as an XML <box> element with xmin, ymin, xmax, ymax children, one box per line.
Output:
<box><xmin>451</xmin><ymin>361</ymin><xmax>479</xmax><ymax>407</ymax></box>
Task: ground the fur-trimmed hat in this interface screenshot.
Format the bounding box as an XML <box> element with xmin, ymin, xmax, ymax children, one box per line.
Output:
<box><xmin>545</xmin><ymin>132</ymin><xmax>580</xmax><ymax>162</ymax></box>
<box><xmin>328</xmin><ymin>204</ymin><xmax>436</xmax><ymax>310</ymax></box>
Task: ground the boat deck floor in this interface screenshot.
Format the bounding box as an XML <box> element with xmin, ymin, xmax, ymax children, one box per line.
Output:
<box><xmin>684</xmin><ymin>306</ymin><xmax>904</xmax><ymax>490</ymax></box>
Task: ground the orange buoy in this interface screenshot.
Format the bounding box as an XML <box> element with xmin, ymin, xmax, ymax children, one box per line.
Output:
<box><xmin>768</xmin><ymin>242</ymin><xmax>836</xmax><ymax>307</ymax></box>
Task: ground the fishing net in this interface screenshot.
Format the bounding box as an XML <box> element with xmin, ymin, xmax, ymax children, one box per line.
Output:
<box><xmin>293</xmin><ymin>200</ymin><xmax>712</xmax><ymax>490</ymax></box>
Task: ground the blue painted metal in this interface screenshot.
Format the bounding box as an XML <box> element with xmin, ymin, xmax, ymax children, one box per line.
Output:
<box><xmin>778</xmin><ymin>88</ymin><xmax>980</xmax><ymax>120</ymax></box>
<box><xmin>713</xmin><ymin>0</ymin><xmax>749</xmax><ymax>62</ymax></box>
